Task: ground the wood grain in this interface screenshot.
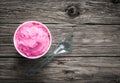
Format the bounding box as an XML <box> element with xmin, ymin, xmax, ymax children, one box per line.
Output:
<box><xmin>0</xmin><ymin>0</ymin><xmax>120</xmax><ymax>24</ymax></box>
<box><xmin>0</xmin><ymin>24</ymin><xmax>120</xmax><ymax>57</ymax></box>
<box><xmin>0</xmin><ymin>57</ymin><xmax>119</xmax><ymax>83</ymax></box>
<box><xmin>0</xmin><ymin>0</ymin><xmax>120</xmax><ymax>82</ymax></box>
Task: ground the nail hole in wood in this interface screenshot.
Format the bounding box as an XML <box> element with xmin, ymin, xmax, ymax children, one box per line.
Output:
<box><xmin>65</xmin><ymin>4</ymin><xmax>80</xmax><ymax>18</ymax></box>
<box><xmin>111</xmin><ymin>0</ymin><xmax>120</xmax><ymax>4</ymax></box>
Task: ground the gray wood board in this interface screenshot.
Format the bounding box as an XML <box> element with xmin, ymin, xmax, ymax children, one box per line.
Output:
<box><xmin>0</xmin><ymin>0</ymin><xmax>120</xmax><ymax>24</ymax></box>
<box><xmin>0</xmin><ymin>24</ymin><xmax>120</xmax><ymax>57</ymax></box>
<box><xmin>0</xmin><ymin>57</ymin><xmax>119</xmax><ymax>83</ymax></box>
<box><xmin>0</xmin><ymin>0</ymin><xmax>120</xmax><ymax>83</ymax></box>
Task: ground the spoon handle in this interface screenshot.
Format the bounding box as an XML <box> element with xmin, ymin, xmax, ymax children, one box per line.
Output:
<box><xmin>27</xmin><ymin>53</ymin><xmax>56</xmax><ymax>76</ymax></box>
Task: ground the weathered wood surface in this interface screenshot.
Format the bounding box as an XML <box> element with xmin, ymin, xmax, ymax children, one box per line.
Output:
<box><xmin>0</xmin><ymin>0</ymin><xmax>120</xmax><ymax>83</ymax></box>
<box><xmin>0</xmin><ymin>24</ymin><xmax>120</xmax><ymax>57</ymax></box>
<box><xmin>0</xmin><ymin>0</ymin><xmax>120</xmax><ymax>24</ymax></box>
<box><xmin>0</xmin><ymin>57</ymin><xmax>119</xmax><ymax>83</ymax></box>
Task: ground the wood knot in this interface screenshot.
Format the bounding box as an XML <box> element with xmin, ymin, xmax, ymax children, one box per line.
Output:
<box><xmin>65</xmin><ymin>4</ymin><xmax>80</xmax><ymax>18</ymax></box>
<box><xmin>63</xmin><ymin>70</ymin><xmax>75</xmax><ymax>74</ymax></box>
<box><xmin>111</xmin><ymin>0</ymin><xmax>120</xmax><ymax>4</ymax></box>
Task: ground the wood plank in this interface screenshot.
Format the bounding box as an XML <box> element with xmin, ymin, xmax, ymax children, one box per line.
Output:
<box><xmin>0</xmin><ymin>0</ymin><xmax>120</xmax><ymax>24</ymax></box>
<box><xmin>74</xmin><ymin>25</ymin><xmax>120</xmax><ymax>46</ymax></box>
<box><xmin>0</xmin><ymin>57</ymin><xmax>119</xmax><ymax>83</ymax></box>
<box><xmin>0</xmin><ymin>24</ymin><xmax>120</xmax><ymax>57</ymax></box>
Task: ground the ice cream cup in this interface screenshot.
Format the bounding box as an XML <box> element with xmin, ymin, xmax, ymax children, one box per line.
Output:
<box><xmin>13</xmin><ymin>21</ymin><xmax>52</xmax><ymax>59</ymax></box>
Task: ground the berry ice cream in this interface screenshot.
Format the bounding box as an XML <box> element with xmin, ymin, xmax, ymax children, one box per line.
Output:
<box><xmin>14</xmin><ymin>21</ymin><xmax>51</xmax><ymax>59</ymax></box>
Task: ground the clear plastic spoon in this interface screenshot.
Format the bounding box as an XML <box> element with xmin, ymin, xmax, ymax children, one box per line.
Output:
<box><xmin>26</xmin><ymin>34</ymin><xmax>73</xmax><ymax>76</ymax></box>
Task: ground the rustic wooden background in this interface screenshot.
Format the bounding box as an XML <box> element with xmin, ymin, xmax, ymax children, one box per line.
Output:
<box><xmin>0</xmin><ymin>0</ymin><xmax>120</xmax><ymax>83</ymax></box>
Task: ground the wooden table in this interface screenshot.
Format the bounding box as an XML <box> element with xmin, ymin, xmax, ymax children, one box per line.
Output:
<box><xmin>0</xmin><ymin>0</ymin><xmax>120</xmax><ymax>83</ymax></box>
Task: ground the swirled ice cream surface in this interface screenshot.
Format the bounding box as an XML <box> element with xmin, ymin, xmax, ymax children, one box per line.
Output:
<box><xmin>14</xmin><ymin>21</ymin><xmax>51</xmax><ymax>58</ymax></box>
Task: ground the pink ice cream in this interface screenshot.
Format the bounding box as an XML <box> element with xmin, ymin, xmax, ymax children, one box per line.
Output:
<box><xmin>14</xmin><ymin>21</ymin><xmax>51</xmax><ymax>59</ymax></box>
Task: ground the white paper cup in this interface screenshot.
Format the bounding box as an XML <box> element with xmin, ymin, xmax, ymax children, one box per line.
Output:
<box><xmin>13</xmin><ymin>21</ymin><xmax>52</xmax><ymax>59</ymax></box>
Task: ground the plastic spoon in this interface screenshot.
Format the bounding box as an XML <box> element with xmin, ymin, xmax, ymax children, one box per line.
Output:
<box><xmin>26</xmin><ymin>34</ymin><xmax>73</xmax><ymax>76</ymax></box>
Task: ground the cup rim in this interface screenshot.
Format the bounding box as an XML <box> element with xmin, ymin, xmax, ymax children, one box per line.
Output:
<box><xmin>13</xmin><ymin>21</ymin><xmax>52</xmax><ymax>59</ymax></box>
